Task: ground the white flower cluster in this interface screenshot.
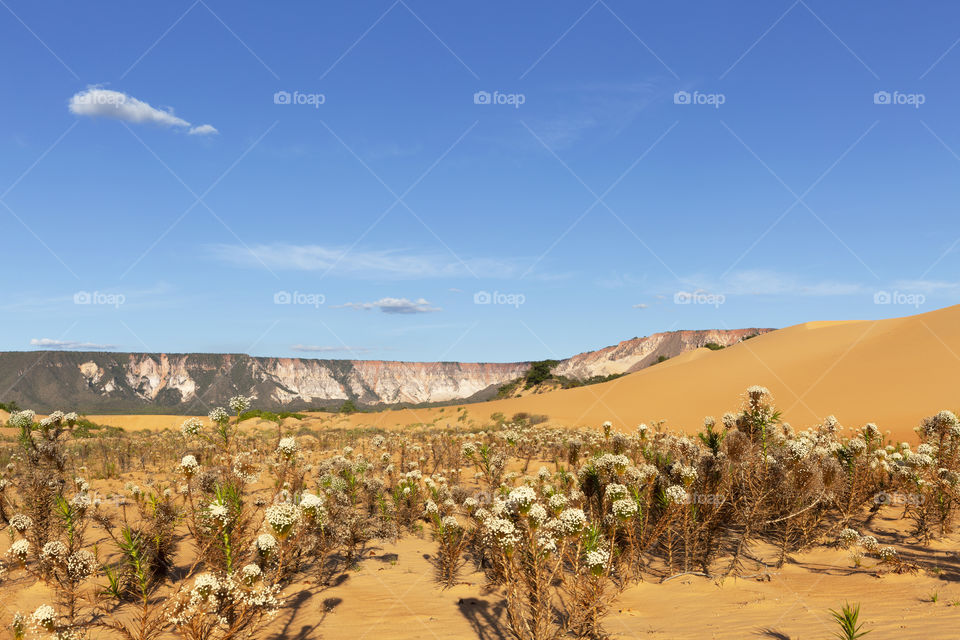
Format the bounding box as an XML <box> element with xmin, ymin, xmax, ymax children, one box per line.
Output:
<box><xmin>7</xmin><ymin>539</ymin><xmax>30</xmax><ymax>561</ymax></box>
<box><xmin>167</xmin><ymin>571</ymin><xmax>282</xmax><ymax>629</ymax></box>
<box><xmin>595</xmin><ymin>453</ymin><xmax>630</xmax><ymax>475</ymax></box>
<box><xmin>838</xmin><ymin>528</ymin><xmax>861</xmax><ymax>548</ymax></box>
<box><xmin>241</xmin><ymin>563</ymin><xmax>262</xmax><ymax>582</ymax></box>
<box><xmin>265</xmin><ymin>503</ymin><xmax>300</xmax><ymax>537</ymax></box>
<box><xmin>506</xmin><ymin>486</ymin><xmax>537</xmax><ymax>514</ymax></box>
<box><xmin>679</xmin><ymin>464</ymin><xmax>699</xmax><ymax>485</ymax></box>
<box><xmin>538</xmin><ymin>534</ymin><xmax>558</xmax><ymax>554</ymax></box>
<box><xmin>847</xmin><ymin>438</ymin><xmax>867</xmax><ymax>456</ymax></box>
<box><xmin>277</xmin><ymin>437</ymin><xmax>299</xmax><ymax>458</ymax></box>
<box><xmin>8</xmin><ymin>410</ymin><xmax>36</xmax><ymax>430</ymax></box>
<box><xmin>584</xmin><ymin>548</ymin><xmax>609</xmax><ymax>571</ymax></box>
<box><xmin>30</xmin><ymin>604</ymin><xmax>57</xmax><ymax>632</ymax></box>
<box><xmin>10</xmin><ymin>513</ymin><xmax>32</xmax><ymax>533</ymax></box>
<box><xmin>65</xmin><ymin>549</ymin><xmax>97</xmax><ymax>580</ymax></box>
<box><xmin>604</xmin><ymin>483</ymin><xmax>628</xmax><ymax>501</ymax></box>
<box><xmin>299</xmin><ymin>492</ymin><xmax>325</xmax><ymax>520</ymax></box>
<box><xmin>787</xmin><ymin>437</ymin><xmax>813</xmax><ymax>461</ymax></box>
<box><xmin>634</xmin><ymin>463</ymin><xmax>659</xmax><ymax>483</ymax></box>
<box><xmin>209</xmin><ymin>407</ymin><xmax>230</xmax><ymax>424</ymax></box>
<box><xmin>207</xmin><ymin>499</ymin><xmax>231</xmax><ymax>526</ymax></box>
<box><xmin>229</xmin><ymin>395</ymin><xmax>253</xmax><ymax>414</ymax></box>
<box><xmin>484</xmin><ymin>517</ymin><xmax>520</xmax><ymax>548</ymax></box>
<box><xmin>255</xmin><ymin>533</ymin><xmax>278</xmax><ymax>555</ymax></box>
<box><xmin>611</xmin><ymin>498</ymin><xmax>638</xmax><ymax>519</ymax></box>
<box><xmin>40</xmin><ymin>540</ymin><xmax>68</xmax><ymax>562</ymax></box>
<box><xmin>555</xmin><ymin>508</ymin><xmax>587</xmax><ymax>536</ymax></box>
<box><xmin>665</xmin><ymin>485</ymin><xmax>689</xmax><ymax>505</ymax></box>
<box><xmin>70</xmin><ymin>491</ymin><xmax>91</xmax><ymax>513</ymax></box>
<box><xmin>39</xmin><ymin>411</ymin><xmax>66</xmax><ymax>429</ymax></box>
<box><xmin>180</xmin><ymin>417</ymin><xmax>203</xmax><ymax>437</ymax></box>
<box><xmin>906</xmin><ymin>452</ymin><xmax>935</xmax><ymax>468</ymax></box>
<box><xmin>179</xmin><ymin>454</ymin><xmax>200</xmax><ymax>476</ymax></box>
<box><xmin>547</xmin><ymin>493</ymin><xmax>568</xmax><ymax>512</ymax></box>
<box><xmin>528</xmin><ymin>503</ymin><xmax>548</xmax><ymax>527</ymax></box>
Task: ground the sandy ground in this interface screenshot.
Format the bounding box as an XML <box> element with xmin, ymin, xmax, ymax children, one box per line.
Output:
<box><xmin>3</xmin><ymin>506</ymin><xmax>956</xmax><ymax>639</ymax></box>
<box><xmin>65</xmin><ymin>305</ymin><xmax>960</xmax><ymax>443</ymax></box>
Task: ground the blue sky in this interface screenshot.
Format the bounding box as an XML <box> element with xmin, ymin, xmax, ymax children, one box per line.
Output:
<box><xmin>2</xmin><ymin>1</ymin><xmax>959</xmax><ymax>362</ymax></box>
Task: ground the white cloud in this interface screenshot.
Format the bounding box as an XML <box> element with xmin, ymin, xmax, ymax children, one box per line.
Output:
<box><xmin>291</xmin><ymin>344</ymin><xmax>374</xmax><ymax>354</ymax></box>
<box><xmin>209</xmin><ymin>243</ymin><xmax>526</xmax><ymax>279</ymax></box>
<box><xmin>334</xmin><ymin>297</ymin><xmax>440</xmax><ymax>314</ymax></box>
<box><xmin>30</xmin><ymin>338</ymin><xmax>116</xmax><ymax>350</ymax></box>
<box><xmin>633</xmin><ymin>303</ymin><xmax>649</xmax><ymax>309</ymax></box>
<box><xmin>189</xmin><ymin>124</ymin><xmax>219</xmax><ymax>136</ymax></box>
<box><xmin>69</xmin><ymin>88</ymin><xmax>216</xmax><ymax>135</ymax></box>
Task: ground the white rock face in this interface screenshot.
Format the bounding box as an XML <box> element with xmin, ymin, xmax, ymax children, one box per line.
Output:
<box><xmin>75</xmin><ymin>354</ymin><xmax>529</xmax><ymax>407</ymax></box>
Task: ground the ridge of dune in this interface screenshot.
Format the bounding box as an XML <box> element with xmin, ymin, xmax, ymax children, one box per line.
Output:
<box><xmin>340</xmin><ymin>305</ymin><xmax>960</xmax><ymax>441</ymax></box>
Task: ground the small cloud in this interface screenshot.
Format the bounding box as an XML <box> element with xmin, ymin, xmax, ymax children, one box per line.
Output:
<box><xmin>633</xmin><ymin>303</ymin><xmax>649</xmax><ymax>309</ymax></box>
<box><xmin>334</xmin><ymin>297</ymin><xmax>441</xmax><ymax>314</ymax></box>
<box><xmin>291</xmin><ymin>344</ymin><xmax>374</xmax><ymax>354</ymax></box>
<box><xmin>68</xmin><ymin>87</ymin><xmax>215</xmax><ymax>135</ymax></box>
<box><xmin>448</xmin><ymin>287</ymin><xmax>463</xmax><ymax>293</ymax></box>
<box><xmin>208</xmin><ymin>243</ymin><xmax>528</xmax><ymax>279</ymax></box>
<box><xmin>188</xmin><ymin>124</ymin><xmax>218</xmax><ymax>136</ymax></box>
<box><xmin>30</xmin><ymin>338</ymin><xmax>116</xmax><ymax>350</ymax></box>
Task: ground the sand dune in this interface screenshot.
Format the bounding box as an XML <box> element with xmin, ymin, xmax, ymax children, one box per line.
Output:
<box><xmin>333</xmin><ymin>305</ymin><xmax>960</xmax><ymax>441</ymax></box>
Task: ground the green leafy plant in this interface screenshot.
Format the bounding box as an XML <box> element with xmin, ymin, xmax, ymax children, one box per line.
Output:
<box><xmin>829</xmin><ymin>602</ymin><xmax>870</xmax><ymax>640</ymax></box>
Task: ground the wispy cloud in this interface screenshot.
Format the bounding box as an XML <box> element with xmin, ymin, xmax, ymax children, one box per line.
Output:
<box><xmin>30</xmin><ymin>338</ymin><xmax>116</xmax><ymax>350</ymax></box>
<box><xmin>889</xmin><ymin>279</ymin><xmax>960</xmax><ymax>294</ymax></box>
<box><xmin>291</xmin><ymin>344</ymin><xmax>375</xmax><ymax>354</ymax></box>
<box><xmin>525</xmin><ymin>79</ymin><xmax>664</xmax><ymax>148</ymax></box>
<box><xmin>632</xmin><ymin>303</ymin><xmax>649</xmax><ymax>309</ymax></box>
<box><xmin>334</xmin><ymin>297</ymin><xmax>440</xmax><ymax>314</ymax></box>
<box><xmin>666</xmin><ymin>271</ymin><xmax>960</xmax><ymax>301</ymax></box>
<box><xmin>69</xmin><ymin>88</ymin><xmax>217</xmax><ymax>135</ymax></box>
<box><xmin>209</xmin><ymin>243</ymin><xmax>525</xmax><ymax>279</ymax></box>
<box><xmin>687</xmin><ymin>270</ymin><xmax>867</xmax><ymax>297</ymax></box>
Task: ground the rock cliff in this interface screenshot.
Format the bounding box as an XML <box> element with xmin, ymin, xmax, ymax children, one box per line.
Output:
<box><xmin>0</xmin><ymin>327</ymin><xmax>770</xmax><ymax>412</ymax></box>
